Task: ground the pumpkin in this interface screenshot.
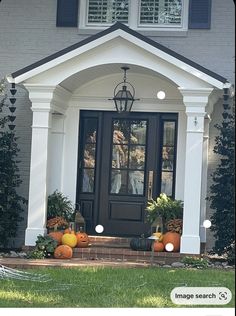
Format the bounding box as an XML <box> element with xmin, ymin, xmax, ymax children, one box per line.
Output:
<box><xmin>54</xmin><ymin>245</ymin><xmax>73</xmax><ymax>259</ymax></box>
<box><xmin>152</xmin><ymin>241</ymin><xmax>165</xmax><ymax>252</ymax></box>
<box><xmin>62</xmin><ymin>233</ymin><xmax>78</xmax><ymax>248</ymax></box>
<box><xmin>130</xmin><ymin>237</ymin><xmax>152</xmax><ymax>251</ymax></box>
<box><xmin>162</xmin><ymin>232</ymin><xmax>181</xmax><ymax>252</ymax></box>
<box><xmin>152</xmin><ymin>232</ymin><xmax>163</xmax><ymax>241</ymax></box>
<box><xmin>76</xmin><ymin>232</ymin><xmax>89</xmax><ymax>248</ymax></box>
<box><xmin>48</xmin><ymin>231</ymin><xmax>63</xmax><ymax>245</ymax></box>
<box><xmin>64</xmin><ymin>228</ymin><xmax>75</xmax><ymax>235</ymax></box>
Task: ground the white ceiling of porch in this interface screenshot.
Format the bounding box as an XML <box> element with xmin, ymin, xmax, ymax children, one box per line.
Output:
<box><xmin>60</xmin><ymin>63</ymin><xmax>177</xmax><ymax>92</ymax></box>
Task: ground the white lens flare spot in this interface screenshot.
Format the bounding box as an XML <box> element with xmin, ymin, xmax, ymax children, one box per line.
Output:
<box><xmin>157</xmin><ymin>91</ymin><xmax>166</xmax><ymax>100</ymax></box>
<box><xmin>165</xmin><ymin>243</ymin><xmax>174</xmax><ymax>252</ymax></box>
<box><xmin>95</xmin><ymin>225</ymin><xmax>104</xmax><ymax>234</ymax></box>
<box><xmin>203</xmin><ymin>220</ymin><xmax>212</xmax><ymax>228</ymax></box>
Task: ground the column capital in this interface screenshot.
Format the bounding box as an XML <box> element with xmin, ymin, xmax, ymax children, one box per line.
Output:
<box><xmin>24</xmin><ymin>84</ymin><xmax>71</xmax><ymax>114</ymax></box>
<box><xmin>178</xmin><ymin>88</ymin><xmax>214</xmax><ymax>111</ymax></box>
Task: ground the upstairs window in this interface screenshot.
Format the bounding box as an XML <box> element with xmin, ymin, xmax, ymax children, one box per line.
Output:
<box><xmin>87</xmin><ymin>0</ymin><xmax>129</xmax><ymax>24</ymax></box>
<box><xmin>79</xmin><ymin>0</ymin><xmax>188</xmax><ymax>32</ymax></box>
<box><xmin>139</xmin><ymin>0</ymin><xmax>182</xmax><ymax>26</ymax></box>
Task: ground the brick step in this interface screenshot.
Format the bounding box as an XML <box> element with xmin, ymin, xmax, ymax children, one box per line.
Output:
<box><xmin>89</xmin><ymin>243</ymin><xmax>130</xmax><ymax>249</ymax></box>
<box><xmin>87</xmin><ymin>235</ymin><xmax>132</xmax><ymax>248</ymax></box>
<box><xmin>73</xmin><ymin>246</ymin><xmax>184</xmax><ymax>265</ymax></box>
<box><xmin>88</xmin><ymin>235</ymin><xmax>132</xmax><ymax>245</ymax></box>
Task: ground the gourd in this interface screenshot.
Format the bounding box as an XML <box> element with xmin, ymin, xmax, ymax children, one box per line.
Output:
<box><xmin>130</xmin><ymin>237</ymin><xmax>152</xmax><ymax>251</ymax></box>
<box><xmin>152</xmin><ymin>232</ymin><xmax>163</xmax><ymax>241</ymax></box>
<box><xmin>152</xmin><ymin>241</ymin><xmax>165</xmax><ymax>252</ymax></box>
<box><xmin>62</xmin><ymin>233</ymin><xmax>77</xmax><ymax>248</ymax></box>
<box><xmin>54</xmin><ymin>245</ymin><xmax>73</xmax><ymax>259</ymax></box>
<box><xmin>48</xmin><ymin>231</ymin><xmax>63</xmax><ymax>245</ymax></box>
<box><xmin>76</xmin><ymin>232</ymin><xmax>89</xmax><ymax>248</ymax></box>
<box><xmin>162</xmin><ymin>232</ymin><xmax>180</xmax><ymax>252</ymax></box>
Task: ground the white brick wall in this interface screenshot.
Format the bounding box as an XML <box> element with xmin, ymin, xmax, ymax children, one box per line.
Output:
<box><xmin>0</xmin><ymin>0</ymin><xmax>234</xmax><ymax>248</ymax></box>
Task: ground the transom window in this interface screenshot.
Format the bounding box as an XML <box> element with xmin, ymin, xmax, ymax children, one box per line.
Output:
<box><xmin>80</xmin><ymin>0</ymin><xmax>188</xmax><ymax>31</ymax></box>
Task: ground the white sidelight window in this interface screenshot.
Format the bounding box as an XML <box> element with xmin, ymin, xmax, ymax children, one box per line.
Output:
<box><xmin>87</xmin><ymin>0</ymin><xmax>129</xmax><ymax>24</ymax></box>
<box><xmin>139</xmin><ymin>0</ymin><xmax>182</xmax><ymax>26</ymax></box>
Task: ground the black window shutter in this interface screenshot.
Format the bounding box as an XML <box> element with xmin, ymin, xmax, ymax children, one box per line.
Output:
<box><xmin>57</xmin><ymin>0</ymin><xmax>79</xmax><ymax>27</ymax></box>
<box><xmin>189</xmin><ymin>0</ymin><xmax>212</xmax><ymax>29</ymax></box>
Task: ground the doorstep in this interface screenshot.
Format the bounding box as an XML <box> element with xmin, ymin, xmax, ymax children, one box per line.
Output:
<box><xmin>73</xmin><ymin>235</ymin><xmax>189</xmax><ymax>264</ymax></box>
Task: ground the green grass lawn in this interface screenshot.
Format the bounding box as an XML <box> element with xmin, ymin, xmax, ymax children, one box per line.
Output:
<box><xmin>0</xmin><ymin>267</ymin><xmax>234</xmax><ymax>308</ymax></box>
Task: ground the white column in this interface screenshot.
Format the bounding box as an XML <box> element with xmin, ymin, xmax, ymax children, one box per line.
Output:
<box><xmin>199</xmin><ymin>116</ymin><xmax>211</xmax><ymax>243</ymax></box>
<box><xmin>61</xmin><ymin>107</ymin><xmax>80</xmax><ymax>205</ymax></box>
<box><xmin>179</xmin><ymin>88</ymin><xmax>213</xmax><ymax>254</ymax></box>
<box><xmin>48</xmin><ymin>113</ymin><xmax>65</xmax><ymax>194</ymax></box>
<box><xmin>25</xmin><ymin>109</ymin><xmax>52</xmax><ymax>245</ymax></box>
<box><xmin>24</xmin><ymin>86</ymin><xmax>55</xmax><ymax>246</ymax></box>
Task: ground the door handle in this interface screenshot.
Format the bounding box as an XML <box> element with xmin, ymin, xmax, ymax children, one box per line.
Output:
<box><xmin>147</xmin><ymin>171</ymin><xmax>154</xmax><ymax>200</ymax></box>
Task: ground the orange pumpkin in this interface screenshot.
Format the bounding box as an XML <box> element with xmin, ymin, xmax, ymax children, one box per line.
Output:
<box><xmin>76</xmin><ymin>232</ymin><xmax>89</xmax><ymax>248</ymax></box>
<box><xmin>54</xmin><ymin>245</ymin><xmax>73</xmax><ymax>259</ymax></box>
<box><xmin>152</xmin><ymin>241</ymin><xmax>165</xmax><ymax>252</ymax></box>
<box><xmin>48</xmin><ymin>231</ymin><xmax>63</xmax><ymax>245</ymax></box>
<box><xmin>64</xmin><ymin>228</ymin><xmax>75</xmax><ymax>235</ymax></box>
<box><xmin>163</xmin><ymin>232</ymin><xmax>181</xmax><ymax>252</ymax></box>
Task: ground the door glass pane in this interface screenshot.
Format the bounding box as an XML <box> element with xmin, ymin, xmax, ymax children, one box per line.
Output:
<box><xmin>112</xmin><ymin>145</ymin><xmax>128</xmax><ymax>168</ymax></box>
<box><xmin>110</xmin><ymin>170</ymin><xmax>127</xmax><ymax>194</ymax></box>
<box><xmin>113</xmin><ymin>120</ymin><xmax>129</xmax><ymax>144</ymax></box>
<box><xmin>80</xmin><ymin>117</ymin><xmax>98</xmax><ymax>194</ymax></box>
<box><xmin>83</xmin><ymin>118</ymin><xmax>97</xmax><ymax>143</ymax></box>
<box><xmin>161</xmin><ymin>172</ymin><xmax>173</xmax><ymax>196</ymax></box>
<box><xmin>84</xmin><ymin>144</ymin><xmax>96</xmax><ymax>168</ymax></box>
<box><xmin>129</xmin><ymin>146</ymin><xmax>146</xmax><ymax>169</ymax></box>
<box><xmin>110</xmin><ymin>118</ymin><xmax>147</xmax><ymax>195</ymax></box>
<box><xmin>130</xmin><ymin>121</ymin><xmax>147</xmax><ymax>144</ymax></box>
<box><xmin>162</xmin><ymin>146</ymin><xmax>174</xmax><ymax>171</ymax></box>
<box><xmin>161</xmin><ymin>120</ymin><xmax>176</xmax><ymax>197</ymax></box>
<box><xmin>82</xmin><ymin>169</ymin><xmax>95</xmax><ymax>193</ymax></box>
<box><xmin>128</xmin><ymin>171</ymin><xmax>144</xmax><ymax>195</ymax></box>
<box><xmin>163</xmin><ymin>121</ymin><xmax>175</xmax><ymax>146</ymax></box>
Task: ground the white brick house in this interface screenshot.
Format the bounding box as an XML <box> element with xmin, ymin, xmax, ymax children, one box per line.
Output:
<box><xmin>0</xmin><ymin>0</ymin><xmax>235</xmax><ymax>253</ymax></box>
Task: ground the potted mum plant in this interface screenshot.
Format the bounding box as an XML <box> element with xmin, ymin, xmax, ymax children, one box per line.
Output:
<box><xmin>46</xmin><ymin>190</ymin><xmax>75</xmax><ymax>233</ymax></box>
<box><xmin>145</xmin><ymin>193</ymin><xmax>183</xmax><ymax>231</ymax></box>
<box><xmin>145</xmin><ymin>193</ymin><xmax>183</xmax><ymax>252</ymax></box>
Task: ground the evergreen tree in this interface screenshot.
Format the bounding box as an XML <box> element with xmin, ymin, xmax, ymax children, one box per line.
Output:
<box><xmin>209</xmin><ymin>89</ymin><xmax>235</xmax><ymax>255</ymax></box>
<box><xmin>0</xmin><ymin>80</ymin><xmax>26</xmax><ymax>248</ymax></box>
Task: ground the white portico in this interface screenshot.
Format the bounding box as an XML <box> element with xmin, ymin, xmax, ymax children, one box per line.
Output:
<box><xmin>7</xmin><ymin>23</ymin><xmax>230</xmax><ymax>254</ymax></box>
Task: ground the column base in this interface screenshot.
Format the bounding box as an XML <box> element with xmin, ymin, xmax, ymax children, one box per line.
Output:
<box><xmin>25</xmin><ymin>228</ymin><xmax>47</xmax><ymax>246</ymax></box>
<box><xmin>180</xmin><ymin>235</ymin><xmax>201</xmax><ymax>254</ymax></box>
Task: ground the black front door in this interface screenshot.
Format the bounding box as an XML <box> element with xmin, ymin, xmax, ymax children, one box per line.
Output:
<box><xmin>77</xmin><ymin>111</ymin><xmax>177</xmax><ymax>236</ymax></box>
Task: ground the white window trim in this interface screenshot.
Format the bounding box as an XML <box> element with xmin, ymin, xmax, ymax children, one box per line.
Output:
<box><xmin>79</xmin><ymin>0</ymin><xmax>189</xmax><ymax>33</ymax></box>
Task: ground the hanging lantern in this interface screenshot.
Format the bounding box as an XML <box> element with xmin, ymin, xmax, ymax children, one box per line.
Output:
<box><xmin>109</xmin><ymin>66</ymin><xmax>139</xmax><ymax>113</ymax></box>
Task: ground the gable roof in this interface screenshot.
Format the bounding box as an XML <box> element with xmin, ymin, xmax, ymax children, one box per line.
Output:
<box><xmin>10</xmin><ymin>22</ymin><xmax>228</xmax><ymax>84</ymax></box>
